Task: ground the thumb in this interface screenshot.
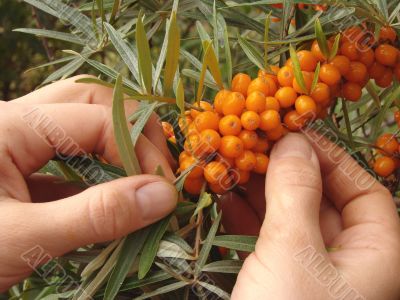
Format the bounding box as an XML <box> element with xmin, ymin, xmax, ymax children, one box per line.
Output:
<box><xmin>20</xmin><ymin>175</ymin><xmax>177</xmax><ymax>257</ymax></box>
<box><xmin>260</xmin><ymin>133</ymin><xmax>325</xmax><ymax>252</ymax></box>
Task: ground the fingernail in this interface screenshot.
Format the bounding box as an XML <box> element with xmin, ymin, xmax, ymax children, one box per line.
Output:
<box><xmin>272</xmin><ymin>133</ymin><xmax>313</xmax><ymax>160</ymax></box>
<box><xmin>136</xmin><ymin>181</ymin><xmax>178</xmax><ymax>221</ymax></box>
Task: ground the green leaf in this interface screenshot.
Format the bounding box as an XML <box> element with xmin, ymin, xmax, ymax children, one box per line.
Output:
<box><xmin>202</xmin><ymin>260</ymin><xmax>243</xmax><ymax>274</ymax></box>
<box><xmin>237</xmin><ymin>35</ymin><xmax>264</xmax><ymax>71</ymax></box>
<box><xmin>289</xmin><ymin>44</ymin><xmax>307</xmax><ymax>94</ymax></box>
<box><xmin>212</xmin><ymin>235</ymin><xmax>257</xmax><ymax>252</ymax></box>
<box><xmin>164</xmin><ymin>12</ymin><xmax>181</xmax><ymax>97</ymax></box>
<box><xmin>176</xmin><ymin>78</ymin><xmax>185</xmax><ymax>114</ymax></box>
<box><xmin>196</xmin><ymin>212</ymin><xmax>222</xmax><ymax>274</ymax></box>
<box><xmin>109</xmin><ymin>0</ymin><xmax>120</xmax><ymax>23</ymax></box>
<box><xmin>138</xmin><ymin>215</ymin><xmax>172</xmax><ymax>279</ymax></box>
<box><xmin>104</xmin><ymin>229</ymin><xmax>150</xmax><ymax>300</ymax></box>
<box><xmin>130</xmin><ymin>102</ymin><xmax>158</xmax><ymax>146</ymax></box>
<box><xmin>310</xmin><ymin>62</ymin><xmax>321</xmax><ymax>94</ymax></box>
<box><xmin>315</xmin><ymin>19</ymin><xmax>329</xmax><ymax>60</ymax></box>
<box><xmin>328</xmin><ymin>34</ymin><xmax>341</xmax><ymax>61</ymax></box>
<box><xmin>198</xmin><ymin>281</ymin><xmax>230</xmax><ymax>300</ymax></box>
<box><xmin>136</xmin><ymin>11</ymin><xmax>153</xmax><ymax>94</ymax></box>
<box><xmin>14</xmin><ymin>28</ymin><xmax>85</xmax><ymax>45</ymax></box>
<box><xmin>192</xmin><ymin>192</ymin><xmax>212</xmax><ymax>218</ymax></box>
<box><xmin>341</xmin><ymin>99</ymin><xmax>355</xmax><ymax>151</ymax></box>
<box><xmin>264</xmin><ymin>12</ymin><xmax>271</xmax><ymax>70</ymax></box>
<box><xmin>134</xmin><ymin>281</ymin><xmax>189</xmax><ymax>300</ymax></box>
<box><xmin>365</xmin><ymin>81</ymin><xmax>381</xmax><ymax>108</ymax></box>
<box><xmin>196</xmin><ymin>21</ymin><xmax>212</xmax><ymax>42</ymax></box>
<box><xmin>219</xmin><ymin>14</ymin><xmax>232</xmax><ymax>87</ymax></box>
<box><xmin>43</xmin><ymin>57</ymin><xmax>85</xmax><ymax>84</ymax></box>
<box><xmin>112</xmin><ymin>74</ymin><xmax>141</xmax><ymax>176</ymax></box>
<box><xmin>202</xmin><ymin>41</ymin><xmax>224</xmax><ymax>90</ymax></box>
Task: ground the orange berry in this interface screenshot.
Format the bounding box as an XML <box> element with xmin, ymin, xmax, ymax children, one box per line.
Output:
<box><xmin>215</xmin><ymin>155</ymin><xmax>235</xmax><ymax>169</ymax></box>
<box><xmin>184</xmin><ymin>177</ymin><xmax>205</xmax><ymax>195</ymax></box>
<box><xmin>253</xmin><ymin>153</ymin><xmax>270</xmax><ymax>174</ymax></box>
<box><xmin>186</xmin><ymin>122</ymin><xmax>199</xmax><ymax>136</ymax></box>
<box><xmin>238</xmin><ymin>130</ymin><xmax>259</xmax><ymax>150</ymax></box>
<box><xmin>275</xmin><ymin>87</ymin><xmax>297</xmax><ymax>108</ymax></box>
<box><xmin>235</xmin><ymin>150</ymin><xmax>257</xmax><ymax>171</ymax></box>
<box><xmin>214</xmin><ymin>90</ymin><xmax>231</xmax><ymax>114</ymax></box>
<box><xmin>375</xmin><ymin>44</ymin><xmax>398</xmax><ymax>66</ymax></box>
<box><xmin>200</xmin><ymin>129</ymin><xmax>221</xmax><ymax>153</ymax></box>
<box><xmin>231</xmin><ymin>168</ymin><xmax>250</xmax><ymax>185</ymax></box>
<box><xmin>265</xmin><ymin>96</ymin><xmax>281</xmax><ymax>111</ymax></box>
<box><xmin>376</xmin><ymin>133</ymin><xmax>399</xmax><ymax>155</ymax></box>
<box><xmin>232</xmin><ymin>73</ymin><xmax>251</xmax><ymax>97</ymax></box>
<box><xmin>184</xmin><ymin>134</ymin><xmax>207</xmax><ymax>157</ymax></box>
<box><xmin>310</xmin><ymin>82</ymin><xmax>331</xmax><ymax>104</ymax></box>
<box><xmin>311</xmin><ymin>39</ymin><xmax>331</xmax><ymax>62</ymax></box>
<box><xmin>258</xmin><ymin>66</ymin><xmax>279</xmax><ymax>85</ymax></box>
<box><xmin>341</xmin><ymin>26</ymin><xmax>363</xmax><ymax>44</ymax></box>
<box><xmin>179</xmin><ymin>151</ymin><xmax>191</xmax><ymax>164</ymax></box>
<box><xmin>247</xmin><ymin>77</ymin><xmax>277</xmax><ymax>97</ymax></box>
<box><xmin>284</xmin><ymin>110</ymin><xmax>307</xmax><ymax>131</ymax></box>
<box><xmin>252</xmin><ymin>136</ymin><xmax>269</xmax><ymax>153</ymax></box>
<box><xmin>241</xmin><ymin>111</ymin><xmax>261</xmax><ymax>131</ymax></box>
<box><xmin>260</xmin><ymin>110</ymin><xmax>281</xmax><ymax>131</ymax></box>
<box><xmin>204</xmin><ymin>161</ymin><xmax>229</xmax><ymax>185</ymax></box>
<box><xmin>219</xmin><ymin>135</ymin><xmax>244</xmax><ymax>158</ymax></box>
<box><xmin>219</xmin><ymin>115</ymin><xmax>242</xmax><ymax>136</ymax></box>
<box><xmin>295</xmin><ymin>95</ymin><xmax>317</xmax><ymax>119</ymax></box>
<box><xmin>179</xmin><ymin>115</ymin><xmax>193</xmax><ymax>132</ymax></box>
<box><xmin>194</xmin><ymin>111</ymin><xmax>220</xmax><ymax>132</ymax></box>
<box><xmin>180</xmin><ymin>156</ymin><xmax>204</xmax><ymax>179</ymax></box>
<box><xmin>190</xmin><ymin>101</ymin><xmax>213</xmax><ymax>119</ymax></box>
<box><xmin>319</xmin><ymin>64</ymin><xmax>341</xmax><ymax>86</ymax></box>
<box><xmin>368</xmin><ymin>61</ymin><xmax>386</xmax><ymax>79</ymax></box>
<box><xmin>277</xmin><ymin>66</ymin><xmax>295</xmax><ymax>87</ymax></box>
<box><xmin>330</xmin><ymin>55</ymin><xmax>351</xmax><ymax>76</ymax></box>
<box><xmin>373</xmin><ymin>156</ymin><xmax>396</xmax><ymax>177</ymax></box>
<box><xmin>297</xmin><ymin>50</ymin><xmax>318</xmax><ymax>72</ymax></box>
<box><xmin>330</xmin><ymin>83</ymin><xmax>341</xmax><ymax>98</ymax></box>
<box><xmin>222</xmin><ymin>92</ymin><xmax>246</xmax><ymax>116</ymax></box>
<box><xmin>395</xmin><ymin>111</ymin><xmax>400</xmax><ymax>123</ymax></box>
<box><xmin>342</xmin><ymin>82</ymin><xmax>362</xmax><ymax>102</ymax></box>
<box><xmin>293</xmin><ymin>71</ymin><xmax>314</xmax><ymax>94</ymax></box>
<box><xmin>266</xmin><ymin>124</ymin><xmax>285</xmax><ymax>141</ymax></box>
<box><xmin>209</xmin><ymin>176</ymin><xmax>232</xmax><ymax>194</ymax></box>
<box><xmin>375</xmin><ymin>68</ymin><xmax>393</xmax><ymax>88</ymax></box>
<box><xmin>379</xmin><ymin>26</ymin><xmax>397</xmax><ymax>43</ymax></box>
<box><xmin>246</xmin><ymin>91</ymin><xmax>266</xmax><ymax>113</ymax></box>
<box><xmin>344</xmin><ymin>62</ymin><xmax>368</xmax><ymax>83</ymax></box>
<box><xmin>358</xmin><ymin>47</ymin><xmax>375</xmax><ymax>68</ymax></box>
<box><xmin>340</xmin><ymin>42</ymin><xmax>360</xmax><ymax>61</ymax></box>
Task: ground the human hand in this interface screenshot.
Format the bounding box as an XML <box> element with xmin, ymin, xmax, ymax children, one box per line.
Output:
<box><xmin>220</xmin><ymin>133</ymin><xmax>400</xmax><ymax>299</ymax></box>
<box><xmin>0</xmin><ymin>76</ymin><xmax>177</xmax><ymax>292</ymax></box>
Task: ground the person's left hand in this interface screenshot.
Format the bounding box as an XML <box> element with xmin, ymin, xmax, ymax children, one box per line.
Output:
<box><xmin>0</xmin><ymin>75</ymin><xmax>177</xmax><ymax>291</ymax></box>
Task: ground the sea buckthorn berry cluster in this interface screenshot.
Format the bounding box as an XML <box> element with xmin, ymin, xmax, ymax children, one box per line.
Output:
<box><xmin>372</xmin><ymin>132</ymin><xmax>399</xmax><ymax>178</ymax></box>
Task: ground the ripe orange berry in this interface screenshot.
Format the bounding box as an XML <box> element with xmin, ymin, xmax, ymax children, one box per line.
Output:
<box><xmin>241</xmin><ymin>111</ymin><xmax>261</xmax><ymax>131</ymax></box>
<box><xmin>376</xmin><ymin>133</ymin><xmax>399</xmax><ymax>155</ymax></box>
<box><xmin>293</xmin><ymin>71</ymin><xmax>314</xmax><ymax>94</ymax></box>
<box><xmin>295</xmin><ymin>95</ymin><xmax>317</xmax><ymax>119</ymax></box>
<box><xmin>200</xmin><ymin>129</ymin><xmax>221</xmax><ymax>153</ymax></box>
<box><xmin>265</xmin><ymin>96</ymin><xmax>281</xmax><ymax>111</ymax></box>
<box><xmin>209</xmin><ymin>176</ymin><xmax>232</xmax><ymax>194</ymax></box>
<box><xmin>375</xmin><ymin>44</ymin><xmax>398</xmax><ymax>66</ymax></box>
<box><xmin>252</xmin><ymin>136</ymin><xmax>269</xmax><ymax>153</ymax></box>
<box><xmin>179</xmin><ymin>115</ymin><xmax>193</xmax><ymax>132</ymax></box>
<box><xmin>266</xmin><ymin>124</ymin><xmax>285</xmax><ymax>141</ymax></box>
<box><xmin>219</xmin><ymin>115</ymin><xmax>242</xmax><ymax>136</ymax></box>
<box><xmin>297</xmin><ymin>50</ymin><xmax>318</xmax><ymax>72</ymax></box>
<box><xmin>179</xmin><ymin>151</ymin><xmax>191</xmax><ymax>164</ymax></box>
<box><xmin>180</xmin><ymin>156</ymin><xmax>203</xmax><ymax>179</ymax></box>
<box><xmin>311</xmin><ymin>39</ymin><xmax>332</xmax><ymax>62</ymax></box>
<box><xmin>214</xmin><ymin>90</ymin><xmax>231</xmax><ymax>114</ymax></box>
<box><xmin>238</xmin><ymin>130</ymin><xmax>259</xmax><ymax>150</ymax></box>
<box><xmin>260</xmin><ymin>110</ymin><xmax>281</xmax><ymax>131</ymax></box>
<box><xmin>190</xmin><ymin>101</ymin><xmax>213</xmax><ymax>119</ymax></box>
<box><xmin>395</xmin><ymin>111</ymin><xmax>400</xmax><ymax>123</ymax></box>
<box><xmin>330</xmin><ymin>55</ymin><xmax>351</xmax><ymax>76</ymax></box>
<box><xmin>247</xmin><ymin>77</ymin><xmax>277</xmax><ymax>97</ymax></box>
<box><xmin>184</xmin><ymin>177</ymin><xmax>205</xmax><ymax>195</ymax></box>
<box><xmin>219</xmin><ymin>135</ymin><xmax>244</xmax><ymax>158</ymax></box>
<box><xmin>368</xmin><ymin>62</ymin><xmax>386</xmax><ymax>79</ymax></box>
<box><xmin>379</xmin><ymin>26</ymin><xmax>397</xmax><ymax>43</ymax></box>
<box><xmin>215</xmin><ymin>155</ymin><xmax>235</xmax><ymax>169</ymax></box>
<box><xmin>232</xmin><ymin>73</ymin><xmax>251</xmax><ymax>97</ymax></box>
<box><xmin>310</xmin><ymin>82</ymin><xmax>331</xmax><ymax>104</ymax></box>
<box><xmin>222</xmin><ymin>92</ymin><xmax>246</xmax><ymax>116</ymax></box>
<box><xmin>319</xmin><ymin>64</ymin><xmax>341</xmax><ymax>86</ymax></box>
<box><xmin>231</xmin><ymin>168</ymin><xmax>250</xmax><ymax>185</ymax></box>
<box><xmin>342</xmin><ymin>82</ymin><xmax>362</xmax><ymax>102</ymax></box>
<box><xmin>235</xmin><ymin>150</ymin><xmax>257</xmax><ymax>171</ymax></box>
<box><xmin>284</xmin><ymin>110</ymin><xmax>307</xmax><ymax>131</ymax></box>
<box><xmin>184</xmin><ymin>134</ymin><xmax>207</xmax><ymax>157</ymax></box>
<box><xmin>277</xmin><ymin>66</ymin><xmax>295</xmax><ymax>87</ymax></box>
<box><xmin>330</xmin><ymin>83</ymin><xmax>341</xmax><ymax>98</ymax></box>
<box><xmin>204</xmin><ymin>161</ymin><xmax>229</xmax><ymax>185</ymax></box>
<box><xmin>358</xmin><ymin>47</ymin><xmax>375</xmax><ymax>68</ymax></box>
<box><xmin>194</xmin><ymin>111</ymin><xmax>220</xmax><ymax>132</ymax></box>
<box><xmin>373</xmin><ymin>156</ymin><xmax>396</xmax><ymax>177</ymax></box>
<box><xmin>253</xmin><ymin>153</ymin><xmax>270</xmax><ymax>174</ymax></box>
<box><xmin>375</xmin><ymin>68</ymin><xmax>393</xmax><ymax>88</ymax></box>
<box><xmin>344</xmin><ymin>62</ymin><xmax>368</xmax><ymax>83</ymax></box>
<box><xmin>258</xmin><ymin>66</ymin><xmax>279</xmax><ymax>85</ymax></box>
<box><xmin>275</xmin><ymin>87</ymin><xmax>297</xmax><ymax>108</ymax></box>
<box><xmin>246</xmin><ymin>91</ymin><xmax>266</xmax><ymax>113</ymax></box>
<box><xmin>340</xmin><ymin>42</ymin><xmax>360</xmax><ymax>61</ymax></box>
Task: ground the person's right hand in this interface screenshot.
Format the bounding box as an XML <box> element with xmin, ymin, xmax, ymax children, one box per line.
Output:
<box><xmin>221</xmin><ymin>133</ymin><xmax>400</xmax><ymax>300</ymax></box>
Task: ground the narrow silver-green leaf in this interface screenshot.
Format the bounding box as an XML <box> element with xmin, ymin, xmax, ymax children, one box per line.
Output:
<box><xmin>328</xmin><ymin>34</ymin><xmax>341</xmax><ymax>61</ymax></box>
<box><xmin>202</xmin><ymin>260</ymin><xmax>243</xmax><ymax>274</ymax></box>
<box><xmin>219</xmin><ymin>14</ymin><xmax>232</xmax><ymax>87</ymax></box>
<box><xmin>315</xmin><ymin>19</ymin><xmax>329</xmax><ymax>60</ymax></box>
<box><xmin>237</xmin><ymin>35</ymin><xmax>264</xmax><ymax>71</ymax></box>
<box><xmin>130</xmin><ymin>102</ymin><xmax>158</xmax><ymax>146</ymax></box>
<box><xmin>164</xmin><ymin>12</ymin><xmax>180</xmax><ymax>97</ymax></box>
<box><xmin>310</xmin><ymin>62</ymin><xmax>321</xmax><ymax>94</ymax></box>
<box><xmin>134</xmin><ymin>281</ymin><xmax>188</xmax><ymax>300</ymax></box>
<box><xmin>14</xmin><ymin>28</ymin><xmax>85</xmax><ymax>45</ymax></box>
<box><xmin>289</xmin><ymin>44</ymin><xmax>307</xmax><ymax>94</ymax></box>
<box><xmin>136</xmin><ymin>11</ymin><xmax>153</xmax><ymax>94</ymax></box>
<box><xmin>212</xmin><ymin>235</ymin><xmax>257</xmax><ymax>252</ymax></box>
<box><xmin>198</xmin><ymin>281</ymin><xmax>230</xmax><ymax>300</ymax></box>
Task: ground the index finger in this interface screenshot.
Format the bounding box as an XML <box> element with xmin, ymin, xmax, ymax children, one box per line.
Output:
<box><xmin>305</xmin><ymin>129</ymin><xmax>399</xmax><ymax>229</ymax></box>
